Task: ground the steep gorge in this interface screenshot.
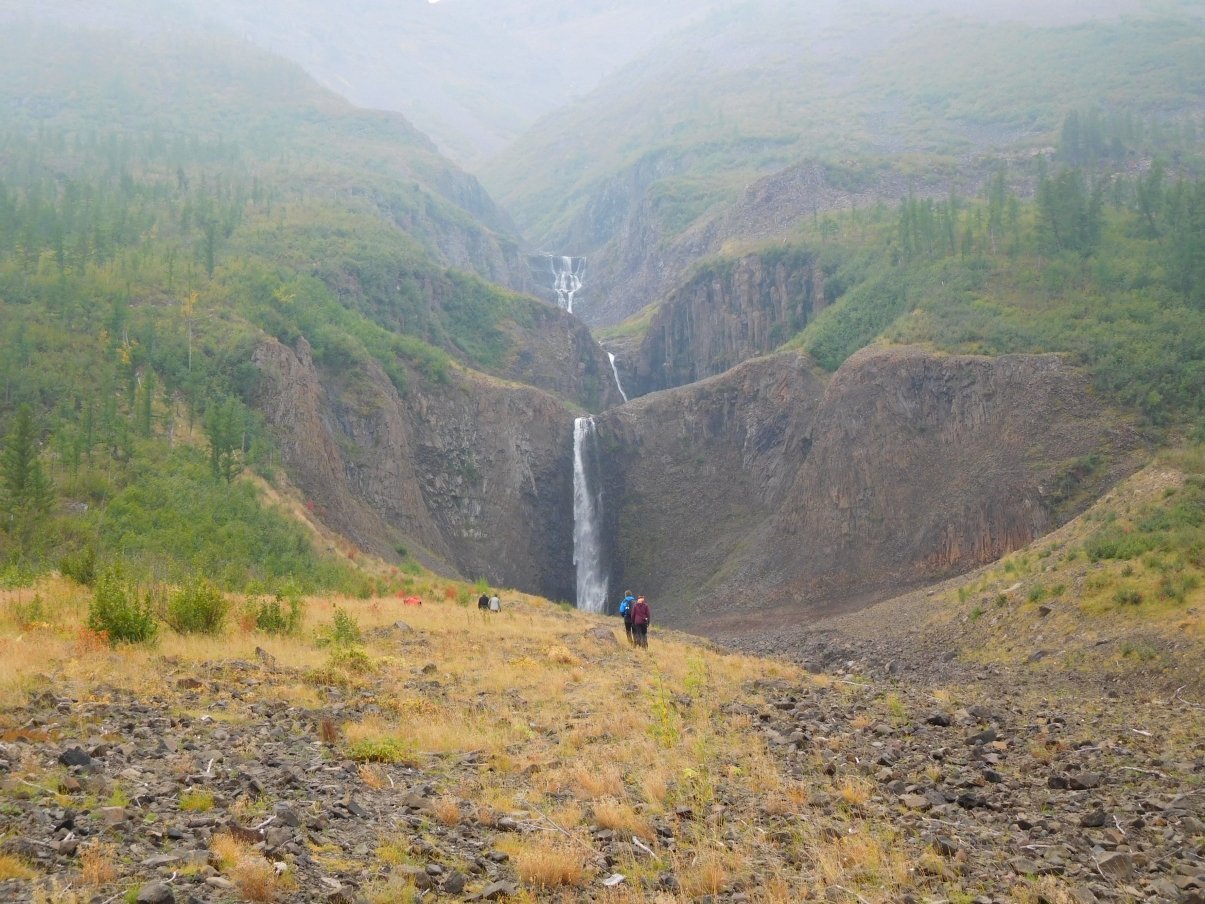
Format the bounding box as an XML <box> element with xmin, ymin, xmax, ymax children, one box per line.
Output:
<box><xmin>252</xmin><ymin>311</ymin><xmax>622</xmax><ymax>603</ymax></box>
<box><xmin>592</xmin><ymin>346</ymin><xmax>1140</xmax><ymax>632</ymax></box>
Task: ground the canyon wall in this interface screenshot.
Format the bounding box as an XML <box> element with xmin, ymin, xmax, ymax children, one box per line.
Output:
<box><xmin>596</xmin><ymin>346</ymin><xmax>1139</xmax><ymax>631</ymax></box>
<box><xmin>628</xmin><ymin>248</ymin><xmax>826</xmax><ymax>396</ymax></box>
<box><xmin>253</xmin><ymin>337</ymin><xmax>582</xmax><ymax>602</ymax></box>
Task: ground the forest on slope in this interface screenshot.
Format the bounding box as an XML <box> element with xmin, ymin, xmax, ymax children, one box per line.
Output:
<box><xmin>0</xmin><ymin>24</ymin><xmax>606</xmax><ymax>590</ymax></box>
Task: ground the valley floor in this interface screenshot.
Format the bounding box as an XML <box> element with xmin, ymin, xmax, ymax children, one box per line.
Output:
<box><xmin>0</xmin><ymin>588</ymin><xmax>1198</xmax><ymax>904</ymax></box>
<box><xmin>0</xmin><ymin>459</ymin><xmax>1201</xmax><ymax>904</ymax></box>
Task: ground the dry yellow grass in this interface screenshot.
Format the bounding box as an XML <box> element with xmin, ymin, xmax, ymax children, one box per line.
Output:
<box><xmin>0</xmin><ymin>852</ymin><xmax>36</xmax><ymax>880</ymax></box>
<box><xmin>212</xmin><ymin>833</ymin><xmax>287</xmax><ymax>902</ymax></box>
<box><xmin>431</xmin><ymin>796</ymin><xmax>462</xmax><ymax>826</ymax></box>
<box><xmin>1</xmin><ymin>574</ymin><xmax>816</xmax><ymax>903</ymax></box>
<box><xmin>676</xmin><ymin>848</ymin><xmax>732</xmax><ymax>898</ymax></box>
<box><xmin>359</xmin><ymin>764</ymin><xmax>390</xmax><ymax>790</ymax></box>
<box><xmin>30</xmin><ymin>879</ymin><xmax>84</xmax><ymax>904</ymax></box>
<box><xmin>230</xmin><ymin>856</ymin><xmax>282</xmax><ymax>903</ymax></box>
<box><xmin>592</xmin><ymin>799</ymin><xmax>652</xmax><ymax>838</ymax></box>
<box><xmin>838</xmin><ymin>776</ymin><xmax>872</xmax><ymax>808</ymax></box>
<box><xmin>79</xmin><ymin>841</ymin><xmax>118</xmax><ymax>885</ymax></box>
<box><xmin>511</xmin><ymin>841</ymin><xmax>588</xmax><ymax>889</ymax></box>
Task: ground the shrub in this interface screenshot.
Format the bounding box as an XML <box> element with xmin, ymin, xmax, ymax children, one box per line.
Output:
<box><xmin>328</xmin><ymin>647</ymin><xmax>374</xmax><ymax>674</ymax></box>
<box><xmin>11</xmin><ymin>594</ymin><xmax>48</xmax><ymax>629</ymax></box>
<box><xmin>166</xmin><ymin>577</ymin><xmax>229</xmax><ymax>635</ymax></box>
<box><xmin>1112</xmin><ymin>587</ymin><xmax>1143</xmax><ymax>606</ymax></box>
<box><xmin>59</xmin><ymin>546</ymin><xmax>97</xmax><ymax>586</ymax></box>
<box><xmin>88</xmin><ymin>567</ymin><xmax>157</xmax><ymax>645</ymax></box>
<box><xmin>347</xmin><ymin>736</ymin><xmax>416</xmax><ymax>764</ymax></box>
<box><xmin>318</xmin><ymin>606</ymin><xmax>361</xmax><ymax>647</ymax></box>
<box><xmin>180</xmin><ymin>789</ymin><xmax>215</xmax><ymax>812</ymax></box>
<box><xmin>250</xmin><ymin>589</ymin><xmax>304</xmax><ymax>636</ymax></box>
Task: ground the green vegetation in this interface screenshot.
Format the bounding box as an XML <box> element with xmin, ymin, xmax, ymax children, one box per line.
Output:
<box><xmin>487</xmin><ymin>7</ymin><xmax>1205</xmax><ymax>245</ymax></box>
<box><xmin>318</xmin><ymin>607</ymin><xmax>364</xmax><ymax>648</ymax></box>
<box><xmin>1086</xmin><ymin>475</ymin><xmax>1203</xmax><ymax>567</ymax></box>
<box><xmin>0</xmin><ymin>26</ymin><xmax>559</xmax><ymax>588</ymax></box>
<box><xmin>248</xmin><ymin>589</ymin><xmax>306</xmax><ymax>636</ymax></box>
<box><xmin>785</xmin><ymin>156</ymin><xmax>1204</xmax><ymax>432</ymax></box>
<box><xmin>88</xmin><ymin>566</ymin><xmax>158</xmax><ymax>645</ymax></box>
<box><xmin>165</xmin><ymin>576</ymin><xmax>229</xmax><ymax>635</ymax></box>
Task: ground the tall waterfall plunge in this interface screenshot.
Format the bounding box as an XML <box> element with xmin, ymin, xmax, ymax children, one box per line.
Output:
<box><xmin>572</xmin><ymin>417</ymin><xmax>608</xmax><ymax>613</ymax></box>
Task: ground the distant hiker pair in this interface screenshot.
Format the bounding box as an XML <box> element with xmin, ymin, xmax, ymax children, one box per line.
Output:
<box><xmin>478</xmin><ymin>592</ymin><xmax>501</xmax><ymax>612</ymax></box>
<box><xmin>618</xmin><ymin>590</ymin><xmax>650</xmax><ymax>648</ymax></box>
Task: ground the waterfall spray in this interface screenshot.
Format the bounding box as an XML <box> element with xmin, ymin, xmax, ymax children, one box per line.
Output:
<box><xmin>550</xmin><ymin>255</ymin><xmax>584</xmax><ymax>313</ymax></box>
<box><xmin>572</xmin><ymin>416</ymin><xmax>608</xmax><ymax>612</ymax></box>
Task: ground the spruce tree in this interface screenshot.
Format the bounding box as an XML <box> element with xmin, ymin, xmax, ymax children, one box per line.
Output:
<box><xmin>0</xmin><ymin>405</ymin><xmax>53</xmax><ymax>543</ymax></box>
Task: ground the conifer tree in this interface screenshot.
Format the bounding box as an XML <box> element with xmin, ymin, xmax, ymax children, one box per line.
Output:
<box><xmin>0</xmin><ymin>405</ymin><xmax>53</xmax><ymax>544</ymax></box>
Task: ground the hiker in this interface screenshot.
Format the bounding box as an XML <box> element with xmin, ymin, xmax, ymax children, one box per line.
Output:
<box><xmin>488</xmin><ymin>593</ymin><xmax>501</xmax><ymax>612</ymax></box>
<box><xmin>632</xmin><ymin>595</ymin><xmax>650</xmax><ymax>649</ymax></box>
<box><xmin>478</xmin><ymin>592</ymin><xmax>490</xmax><ymax>610</ymax></box>
<box><xmin>618</xmin><ymin>590</ymin><xmax>636</xmax><ymax>644</ymax></box>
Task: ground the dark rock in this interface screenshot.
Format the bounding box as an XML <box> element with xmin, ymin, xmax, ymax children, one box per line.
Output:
<box><xmin>1094</xmin><ymin>851</ymin><xmax>1134</xmax><ymax>881</ymax></box>
<box><xmin>466</xmin><ymin>880</ymin><xmax>519</xmax><ymax>901</ymax></box>
<box><xmin>583</xmin><ymin>626</ymin><xmax>619</xmax><ymax>645</ymax></box>
<box><xmin>926</xmin><ymin>713</ymin><xmax>952</xmax><ymax>727</ymax></box>
<box><xmin>1069</xmin><ymin>772</ymin><xmax>1102</xmax><ymax>791</ymax></box>
<box><xmin>273</xmin><ymin>803</ymin><xmax>299</xmax><ymax>827</ymax></box>
<box><xmin>933</xmin><ymin>836</ymin><xmax>959</xmax><ymax>858</ymax></box>
<box><xmin>1080</xmin><ymin>809</ymin><xmax>1108</xmax><ymax>828</ymax></box>
<box><xmin>58</xmin><ymin>747</ymin><xmax>94</xmax><ymax>768</ymax></box>
<box><xmin>442</xmin><ymin>871</ymin><xmax>467</xmax><ymax>894</ymax></box>
<box><xmin>966</xmin><ymin>728</ymin><xmax>997</xmax><ymax>746</ymax></box>
<box><xmin>136</xmin><ymin>882</ymin><xmax>175</xmax><ymax>904</ymax></box>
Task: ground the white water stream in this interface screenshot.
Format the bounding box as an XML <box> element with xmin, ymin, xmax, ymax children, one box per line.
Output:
<box><xmin>607</xmin><ymin>352</ymin><xmax>629</xmax><ymax>403</ymax></box>
<box><xmin>550</xmin><ymin>255</ymin><xmax>584</xmax><ymax>313</ymax></box>
<box><xmin>572</xmin><ymin>416</ymin><xmax>608</xmax><ymax>612</ymax></box>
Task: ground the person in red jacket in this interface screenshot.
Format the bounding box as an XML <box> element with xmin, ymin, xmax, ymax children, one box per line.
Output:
<box><xmin>631</xmin><ymin>596</ymin><xmax>651</xmax><ymax>649</ymax></box>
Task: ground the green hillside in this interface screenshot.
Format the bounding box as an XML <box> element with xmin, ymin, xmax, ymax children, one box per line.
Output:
<box><xmin>0</xmin><ymin>25</ymin><xmax>557</xmax><ymax>588</ymax></box>
<box><xmin>780</xmin><ymin>160</ymin><xmax>1205</xmax><ymax>432</ymax></box>
<box><xmin>485</xmin><ymin>4</ymin><xmax>1205</xmax><ymax>248</ymax></box>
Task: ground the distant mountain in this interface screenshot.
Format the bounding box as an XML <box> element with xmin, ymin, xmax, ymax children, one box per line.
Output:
<box><xmin>0</xmin><ymin>0</ymin><xmax>737</xmax><ymax>168</ymax></box>
<box><xmin>482</xmin><ymin>1</ymin><xmax>1205</xmax><ymax>325</ymax></box>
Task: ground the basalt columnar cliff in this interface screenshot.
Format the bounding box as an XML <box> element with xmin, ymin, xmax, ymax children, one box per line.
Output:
<box><xmin>592</xmin><ymin>347</ymin><xmax>1139</xmax><ymax>631</ymax></box>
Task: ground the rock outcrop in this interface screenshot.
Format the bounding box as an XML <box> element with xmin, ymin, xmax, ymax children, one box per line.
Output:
<box><xmin>627</xmin><ymin>248</ymin><xmax>826</xmax><ymax>396</ymax></box>
<box><xmin>583</xmin><ymin>158</ymin><xmax>1002</xmax><ymax>329</ymax></box>
<box><xmin>253</xmin><ymin>337</ymin><xmax>587</xmax><ymax>601</ymax></box>
<box><xmin>595</xmin><ymin>346</ymin><xmax>1139</xmax><ymax>630</ymax></box>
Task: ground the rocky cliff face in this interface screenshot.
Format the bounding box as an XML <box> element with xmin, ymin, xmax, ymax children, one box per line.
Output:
<box><xmin>628</xmin><ymin>249</ymin><xmax>826</xmax><ymax>396</ymax></box>
<box><xmin>253</xmin><ymin>337</ymin><xmax>584</xmax><ymax>601</ymax></box>
<box><xmin>583</xmin><ymin>159</ymin><xmax>1000</xmax><ymax>329</ymax></box>
<box><xmin>595</xmin><ymin>346</ymin><xmax>1139</xmax><ymax>631</ymax></box>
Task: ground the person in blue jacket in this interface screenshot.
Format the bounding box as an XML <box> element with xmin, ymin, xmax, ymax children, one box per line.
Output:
<box><xmin>618</xmin><ymin>590</ymin><xmax>636</xmax><ymax>645</ymax></box>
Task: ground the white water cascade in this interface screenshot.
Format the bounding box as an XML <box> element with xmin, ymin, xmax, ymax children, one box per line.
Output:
<box><xmin>572</xmin><ymin>416</ymin><xmax>608</xmax><ymax>612</ymax></box>
<box><xmin>550</xmin><ymin>255</ymin><xmax>585</xmax><ymax>313</ymax></box>
<box><xmin>607</xmin><ymin>352</ymin><xmax>629</xmax><ymax>403</ymax></box>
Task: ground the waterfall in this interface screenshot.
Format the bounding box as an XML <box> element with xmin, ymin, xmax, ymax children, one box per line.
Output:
<box><xmin>572</xmin><ymin>416</ymin><xmax>608</xmax><ymax>613</ymax></box>
<box><xmin>549</xmin><ymin>255</ymin><xmax>584</xmax><ymax>313</ymax></box>
<box><xmin>607</xmin><ymin>352</ymin><xmax>629</xmax><ymax>403</ymax></box>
